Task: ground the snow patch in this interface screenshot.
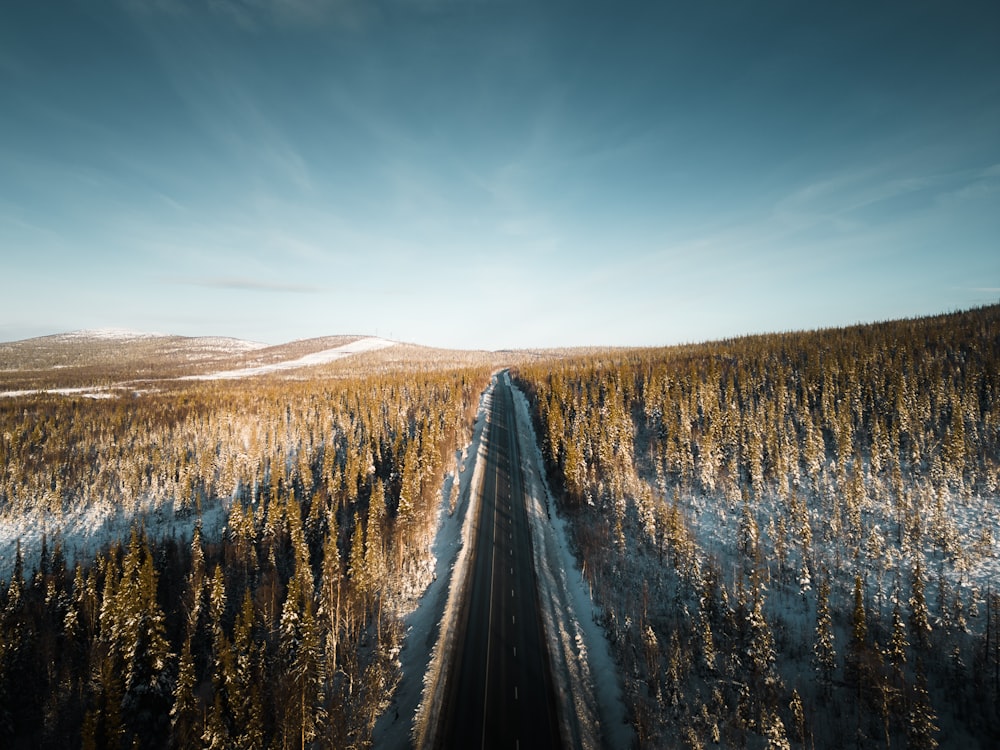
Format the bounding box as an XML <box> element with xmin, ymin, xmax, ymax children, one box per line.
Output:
<box><xmin>60</xmin><ymin>328</ymin><xmax>164</xmax><ymax>341</ymax></box>
<box><xmin>186</xmin><ymin>336</ymin><xmax>268</xmax><ymax>351</ymax></box>
<box><xmin>0</xmin><ymin>496</ymin><xmax>229</xmax><ymax>583</ymax></box>
<box><xmin>183</xmin><ymin>337</ymin><xmax>397</xmax><ymax>380</ymax></box>
<box><xmin>0</xmin><ymin>386</ymin><xmax>122</xmax><ymax>399</ymax></box>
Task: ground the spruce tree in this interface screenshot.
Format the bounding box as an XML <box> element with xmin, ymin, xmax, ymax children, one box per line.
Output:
<box><xmin>119</xmin><ymin>536</ymin><xmax>173</xmax><ymax>747</ymax></box>
<box><xmin>813</xmin><ymin>576</ymin><xmax>836</xmax><ymax>694</ymax></box>
<box><xmin>364</xmin><ymin>480</ymin><xmax>387</xmax><ymax>594</ymax></box>
<box><xmin>846</xmin><ymin>573</ymin><xmax>868</xmax><ymax>687</ymax></box>
<box><xmin>231</xmin><ymin>590</ymin><xmax>264</xmax><ymax>750</ymax></box>
<box><xmin>170</xmin><ymin>635</ymin><xmax>200</xmax><ymax>749</ymax></box>
<box><xmin>909</xmin><ymin>559</ymin><xmax>932</xmax><ymax>652</ymax></box>
<box><xmin>907</xmin><ymin>659</ymin><xmax>939</xmax><ymax>750</ymax></box>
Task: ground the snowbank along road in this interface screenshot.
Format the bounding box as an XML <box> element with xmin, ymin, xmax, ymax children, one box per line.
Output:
<box><xmin>435</xmin><ymin>374</ymin><xmax>562</xmax><ymax>749</ymax></box>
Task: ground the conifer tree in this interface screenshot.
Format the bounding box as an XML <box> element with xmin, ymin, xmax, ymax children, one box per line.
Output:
<box><xmin>319</xmin><ymin>514</ymin><xmax>343</xmax><ymax>676</ymax></box>
<box><xmin>748</xmin><ymin>592</ymin><xmax>781</xmax><ymax>719</ymax></box>
<box><xmin>907</xmin><ymin>659</ymin><xmax>939</xmax><ymax>750</ymax></box>
<box><xmin>813</xmin><ymin>576</ymin><xmax>836</xmax><ymax>693</ymax></box>
<box><xmin>397</xmin><ymin>438</ymin><xmax>421</xmax><ymax>549</ymax></box>
<box><xmin>203</xmin><ymin>692</ymin><xmax>230</xmax><ymax>750</ymax></box>
<box><xmin>119</xmin><ymin>535</ymin><xmax>173</xmax><ymax>746</ymax></box>
<box><xmin>909</xmin><ymin>559</ymin><xmax>932</xmax><ymax>652</ymax></box>
<box><xmin>846</xmin><ymin>573</ymin><xmax>868</xmax><ymax>687</ymax></box>
<box><xmin>231</xmin><ymin>590</ymin><xmax>264</xmax><ymax>750</ymax></box>
<box><xmin>278</xmin><ymin>560</ymin><xmax>324</xmax><ymax>748</ymax></box>
<box><xmin>364</xmin><ymin>480</ymin><xmax>387</xmax><ymax>594</ymax></box>
<box><xmin>170</xmin><ymin>635</ymin><xmax>200</xmax><ymax>749</ymax></box>
<box><xmin>348</xmin><ymin>510</ymin><xmax>368</xmax><ymax>606</ymax></box>
<box><xmin>207</xmin><ymin>565</ymin><xmax>234</xmax><ymax>736</ymax></box>
<box><xmin>762</xmin><ymin>708</ymin><xmax>791</xmax><ymax>750</ymax></box>
<box><xmin>789</xmin><ymin>689</ymin><xmax>805</xmax><ymax>744</ymax></box>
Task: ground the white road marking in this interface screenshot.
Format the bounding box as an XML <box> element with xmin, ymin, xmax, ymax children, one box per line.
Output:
<box><xmin>481</xmin><ymin>458</ymin><xmax>500</xmax><ymax>750</ymax></box>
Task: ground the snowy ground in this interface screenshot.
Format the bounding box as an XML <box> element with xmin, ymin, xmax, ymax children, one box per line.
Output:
<box><xmin>0</xmin><ymin>385</ymin><xmax>123</xmax><ymax>399</ymax></box>
<box><xmin>182</xmin><ymin>336</ymin><xmax>397</xmax><ymax>380</ymax></box>
<box><xmin>374</xmin><ymin>377</ymin><xmax>494</xmax><ymax>750</ymax></box>
<box><xmin>57</xmin><ymin>328</ymin><xmax>166</xmax><ymax>341</ymax></box>
<box><xmin>510</xmin><ymin>376</ymin><xmax>633</xmax><ymax>750</ymax></box>
<box><xmin>53</xmin><ymin>329</ymin><xmax>266</xmax><ymax>352</ymax></box>
<box><xmin>675</xmin><ymin>481</ymin><xmax>1000</xmax><ymax>631</ymax></box>
<box><xmin>0</xmin><ymin>495</ymin><xmax>229</xmax><ymax>583</ymax></box>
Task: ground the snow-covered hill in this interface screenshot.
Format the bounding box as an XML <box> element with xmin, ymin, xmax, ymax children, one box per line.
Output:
<box><xmin>182</xmin><ymin>336</ymin><xmax>397</xmax><ymax>380</ymax></box>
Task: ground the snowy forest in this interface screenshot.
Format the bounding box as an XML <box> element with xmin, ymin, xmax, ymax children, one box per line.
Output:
<box><xmin>513</xmin><ymin>304</ymin><xmax>1000</xmax><ymax>748</ymax></box>
<box><xmin>1</xmin><ymin>304</ymin><xmax>999</xmax><ymax>749</ymax></box>
<box><xmin>0</xmin><ymin>366</ymin><xmax>491</xmax><ymax>748</ymax></box>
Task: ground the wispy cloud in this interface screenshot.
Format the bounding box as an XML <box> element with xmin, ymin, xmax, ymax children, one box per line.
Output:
<box><xmin>119</xmin><ymin>0</ymin><xmax>373</xmax><ymax>30</ymax></box>
<box><xmin>168</xmin><ymin>276</ymin><xmax>322</xmax><ymax>293</ymax></box>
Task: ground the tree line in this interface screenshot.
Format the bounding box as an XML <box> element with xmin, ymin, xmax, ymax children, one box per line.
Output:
<box><xmin>0</xmin><ymin>366</ymin><xmax>491</xmax><ymax>748</ymax></box>
<box><xmin>513</xmin><ymin>304</ymin><xmax>1000</xmax><ymax>748</ymax></box>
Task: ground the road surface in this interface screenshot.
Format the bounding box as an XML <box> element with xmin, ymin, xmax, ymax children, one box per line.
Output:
<box><xmin>435</xmin><ymin>374</ymin><xmax>562</xmax><ymax>749</ymax></box>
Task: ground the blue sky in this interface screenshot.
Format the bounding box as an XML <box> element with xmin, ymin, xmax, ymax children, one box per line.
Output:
<box><xmin>2</xmin><ymin>0</ymin><xmax>998</xmax><ymax>349</ymax></box>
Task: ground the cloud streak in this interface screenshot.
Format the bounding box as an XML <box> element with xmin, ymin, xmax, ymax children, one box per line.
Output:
<box><xmin>118</xmin><ymin>0</ymin><xmax>374</xmax><ymax>30</ymax></box>
<box><xmin>168</xmin><ymin>276</ymin><xmax>323</xmax><ymax>293</ymax></box>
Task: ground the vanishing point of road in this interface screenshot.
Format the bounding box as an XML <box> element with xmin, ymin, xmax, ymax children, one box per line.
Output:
<box><xmin>435</xmin><ymin>373</ymin><xmax>562</xmax><ymax>749</ymax></box>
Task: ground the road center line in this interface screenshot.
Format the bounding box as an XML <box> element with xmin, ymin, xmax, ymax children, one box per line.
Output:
<box><xmin>480</xmin><ymin>447</ymin><xmax>500</xmax><ymax>750</ymax></box>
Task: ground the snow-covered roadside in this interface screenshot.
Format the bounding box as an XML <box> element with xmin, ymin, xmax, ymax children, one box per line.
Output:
<box><xmin>373</xmin><ymin>377</ymin><xmax>495</xmax><ymax>750</ymax></box>
<box><xmin>0</xmin><ymin>496</ymin><xmax>229</xmax><ymax>582</ymax></box>
<box><xmin>509</xmin><ymin>375</ymin><xmax>633</xmax><ymax>750</ymax></box>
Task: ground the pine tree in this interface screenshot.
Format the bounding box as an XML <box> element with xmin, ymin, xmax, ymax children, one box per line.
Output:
<box><xmin>738</xmin><ymin>496</ymin><xmax>759</xmax><ymax>562</ymax></box>
<box><xmin>207</xmin><ymin>565</ymin><xmax>234</xmax><ymax>738</ymax></box>
<box><xmin>747</xmin><ymin>591</ymin><xmax>781</xmax><ymax>722</ymax></box>
<box><xmin>789</xmin><ymin>689</ymin><xmax>806</xmax><ymax>744</ymax></box>
<box><xmin>846</xmin><ymin>573</ymin><xmax>868</xmax><ymax>687</ymax></box>
<box><xmin>348</xmin><ymin>511</ymin><xmax>368</xmax><ymax>604</ymax></box>
<box><xmin>231</xmin><ymin>590</ymin><xmax>264</xmax><ymax>750</ymax></box>
<box><xmin>203</xmin><ymin>691</ymin><xmax>230</xmax><ymax>750</ymax></box>
<box><xmin>364</xmin><ymin>480</ymin><xmax>387</xmax><ymax>593</ymax></box>
<box><xmin>119</xmin><ymin>535</ymin><xmax>173</xmax><ymax>746</ymax></box>
<box><xmin>319</xmin><ymin>515</ymin><xmax>343</xmax><ymax>678</ymax></box>
<box><xmin>397</xmin><ymin>438</ymin><xmax>421</xmax><ymax>547</ymax></box>
<box><xmin>294</xmin><ymin>595</ymin><xmax>324</xmax><ymax>748</ymax></box>
<box><xmin>279</xmin><ymin>563</ymin><xmax>325</xmax><ymax>748</ymax></box>
<box><xmin>907</xmin><ymin>659</ymin><xmax>939</xmax><ymax>750</ymax></box>
<box><xmin>888</xmin><ymin>591</ymin><xmax>908</xmax><ymax>679</ymax></box>
<box><xmin>171</xmin><ymin>633</ymin><xmax>199</xmax><ymax>748</ymax></box>
<box><xmin>762</xmin><ymin>708</ymin><xmax>791</xmax><ymax>750</ymax></box>
<box><xmin>909</xmin><ymin>559</ymin><xmax>932</xmax><ymax>652</ymax></box>
<box><xmin>698</xmin><ymin>604</ymin><xmax>717</xmax><ymax>674</ymax></box>
<box><xmin>813</xmin><ymin>576</ymin><xmax>836</xmax><ymax>693</ymax></box>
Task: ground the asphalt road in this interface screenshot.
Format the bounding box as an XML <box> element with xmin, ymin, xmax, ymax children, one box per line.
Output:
<box><xmin>435</xmin><ymin>374</ymin><xmax>562</xmax><ymax>750</ymax></box>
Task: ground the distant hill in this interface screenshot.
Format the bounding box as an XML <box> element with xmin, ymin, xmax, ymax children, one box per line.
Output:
<box><xmin>0</xmin><ymin>329</ymin><xmax>607</xmax><ymax>393</ymax></box>
<box><xmin>0</xmin><ymin>331</ymin><xmax>397</xmax><ymax>389</ymax></box>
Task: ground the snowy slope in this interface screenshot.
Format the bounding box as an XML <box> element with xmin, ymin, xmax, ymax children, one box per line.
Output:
<box><xmin>182</xmin><ymin>337</ymin><xmax>397</xmax><ymax>380</ymax></box>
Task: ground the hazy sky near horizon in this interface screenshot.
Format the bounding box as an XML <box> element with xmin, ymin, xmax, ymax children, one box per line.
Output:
<box><xmin>2</xmin><ymin>0</ymin><xmax>998</xmax><ymax>349</ymax></box>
